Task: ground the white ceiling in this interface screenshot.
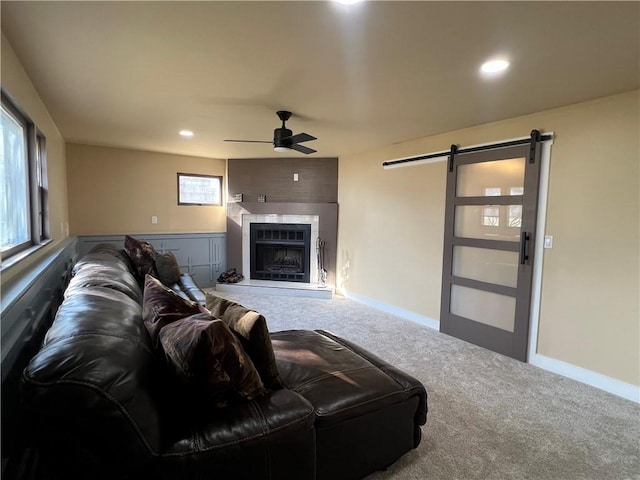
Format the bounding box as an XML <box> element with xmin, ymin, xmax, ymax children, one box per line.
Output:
<box><xmin>2</xmin><ymin>1</ymin><xmax>638</xmax><ymax>159</ymax></box>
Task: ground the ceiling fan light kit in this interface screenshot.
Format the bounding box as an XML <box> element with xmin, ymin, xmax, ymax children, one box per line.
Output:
<box><xmin>225</xmin><ymin>110</ymin><xmax>317</xmax><ymax>155</ymax></box>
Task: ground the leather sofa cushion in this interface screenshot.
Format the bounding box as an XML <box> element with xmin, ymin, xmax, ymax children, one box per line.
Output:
<box><xmin>73</xmin><ymin>244</ymin><xmax>134</xmax><ymax>275</ymax></box>
<box><xmin>205</xmin><ymin>293</ymin><xmax>281</xmax><ymax>389</ymax></box>
<box><xmin>44</xmin><ymin>287</ymin><xmax>145</xmax><ymax>347</ymax></box>
<box><xmin>65</xmin><ymin>264</ymin><xmax>143</xmax><ymax>303</ymax></box>
<box><xmin>159</xmin><ymin>313</ymin><xmax>265</xmax><ymax>406</ymax></box>
<box><xmin>272</xmin><ymin>330</ymin><xmax>423</xmax><ymax>427</ymax></box>
<box><xmin>317</xmin><ymin>329</ymin><xmax>427</xmax><ymax>427</ymax></box>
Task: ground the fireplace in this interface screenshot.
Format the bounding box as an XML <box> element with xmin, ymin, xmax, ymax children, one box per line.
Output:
<box><xmin>250</xmin><ymin>223</ymin><xmax>311</xmax><ymax>283</ymax></box>
<box><xmin>242</xmin><ymin>214</ymin><xmax>320</xmax><ymax>285</ymax></box>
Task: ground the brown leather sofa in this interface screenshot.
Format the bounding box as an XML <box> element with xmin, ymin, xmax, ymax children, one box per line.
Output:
<box><xmin>21</xmin><ymin>244</ymin><xmax>427</xmax><ymax>480</ymax></box>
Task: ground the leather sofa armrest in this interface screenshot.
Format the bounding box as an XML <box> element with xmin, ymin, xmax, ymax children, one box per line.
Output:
<box><xmin>177</xmin><ymin>274</ymin><xmax>206</xmax><ymax>304</ymax></box>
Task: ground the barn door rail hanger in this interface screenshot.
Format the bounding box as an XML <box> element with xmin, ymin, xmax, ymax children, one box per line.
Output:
<box><xmin>382</xmin><ymin>130</ymin><xmax>553</xmax><ymax>169</ymax></box>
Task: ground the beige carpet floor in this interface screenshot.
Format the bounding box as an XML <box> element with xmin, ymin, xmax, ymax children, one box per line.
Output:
<box><xmin>206</xmin><ymin>288</ymin><xmax>640</xmax><ymax>480</ymax></box>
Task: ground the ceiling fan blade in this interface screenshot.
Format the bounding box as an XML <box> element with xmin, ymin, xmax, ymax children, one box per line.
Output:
<box><xmin>286</xmin><ymin>132</ymin><xmax>316</xmax><ymax>144</ymax></box>
<box><xmin>289</xmin><ymin>143</ymin><xmax>317</xmax><ymax>155</ymax></box>
<box><xmin>224</xmin><ymin>139</ymin><xmax>272</xmax><ymax>144</ymax></box>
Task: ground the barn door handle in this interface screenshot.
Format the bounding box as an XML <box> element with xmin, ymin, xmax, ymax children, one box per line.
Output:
<box><xmin>519</xmin><ymin>232</ymin><xmax>530</xmax><ymax>265</ymax></box>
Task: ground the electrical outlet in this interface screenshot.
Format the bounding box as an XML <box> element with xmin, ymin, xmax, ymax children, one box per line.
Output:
<box><xmin>151</xmin><ymin>216</ymin><xmax>158</xmax><ymax>224</ymax></box>
<box><xmin>294</xmin><ymin>173</ymin><xmax>299</xmax><ymax>182</ymax></box>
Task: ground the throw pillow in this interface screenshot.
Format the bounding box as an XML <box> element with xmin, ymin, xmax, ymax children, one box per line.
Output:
<box><xmin>155</xmin><ymin>251</ymin><xmax>181</xmax><ymax>286</ymax></box>
<box><xmin>159</xmin><ymin>313</ymin><xmax>265</xmax><ymax>406</ymax></box>
<box><xmin>142</xmin><ymin>274</ymin><xmax>203</xmax><ymax>348</ymax></box>
<box><xmin>205</xmin><ymin>292</ymin><xmax>281</xmax><ymax>388</ymax></box>
<box><xmin>124</xmin><ymin>235</ymin><xmax>158</xmax><ymax>283</ymax></box>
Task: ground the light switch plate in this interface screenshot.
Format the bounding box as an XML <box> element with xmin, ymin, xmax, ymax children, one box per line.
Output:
<box><xmin>544</xmin><ymin>235</ymin><xmax>553</xmax><ymax>248</ymax></box>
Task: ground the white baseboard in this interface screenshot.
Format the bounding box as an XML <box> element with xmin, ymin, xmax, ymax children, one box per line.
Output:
<box><xmin>345</xmin><ymin>292</ymin><xmax>639</xmax><ymax>404</ymax></box>
<box><xmin>345</xmin><ymin>292</ymin><xmax>440</xmax><ymax>331</ymax></box>
<box><xmin>529</xmin><ymin>353</ymin><xmax>639</xmax><ymax>404</ymax></box>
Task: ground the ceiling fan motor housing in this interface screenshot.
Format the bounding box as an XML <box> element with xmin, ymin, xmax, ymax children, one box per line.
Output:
<box><xmin>274</xmin><ymin>127</ymin><xmax>293</xmax><ymax>148</ymax></box>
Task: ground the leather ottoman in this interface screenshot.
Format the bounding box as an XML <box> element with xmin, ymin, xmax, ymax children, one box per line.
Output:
<box><xmin>271</xmin><ymin>329</ymin><xmax>427</xmax><ymax>480</ymax></box>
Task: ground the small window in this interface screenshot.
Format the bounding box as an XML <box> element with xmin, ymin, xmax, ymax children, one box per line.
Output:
<box><xmin>1</xmin><ymin>89</ymin><xmax>49</xmax><ymax>262</ymax></box>
<box><xmin>177</xmin><ymin>173</ymin><xmax>222</xmax><ymax>206</ymax></box>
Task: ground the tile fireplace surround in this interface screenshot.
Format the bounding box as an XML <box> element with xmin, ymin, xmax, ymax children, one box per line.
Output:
<box><xmin>216</xmin><ymin>213</ymin><xmax>332</xmax><ymax>299</ymax></box>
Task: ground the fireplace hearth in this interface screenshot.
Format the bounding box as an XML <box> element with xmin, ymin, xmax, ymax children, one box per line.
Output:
<box><xmin>250</xmin><ymin>223</ymin><xmax>311</xmax><ymax>283</ymax></box>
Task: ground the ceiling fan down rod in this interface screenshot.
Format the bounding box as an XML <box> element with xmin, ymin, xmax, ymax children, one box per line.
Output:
<box><xmin>276</xmin><ymin>110</ymin><xmax>292</xmax><ymax>127</ymax></box>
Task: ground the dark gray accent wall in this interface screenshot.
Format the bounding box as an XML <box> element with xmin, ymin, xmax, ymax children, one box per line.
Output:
<box><xmin>228</xmin><ymin>157</ymin><xmax>338</xmax><ymax>203</ymax></box>
<box><xmin>227</xmin><ymin>157</ymin><xmax>339</xmax><ymax>287</ymax></box>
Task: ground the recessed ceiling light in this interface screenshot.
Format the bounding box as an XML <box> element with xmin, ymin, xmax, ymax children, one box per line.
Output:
<box><xmin>333</xmin><ymin>0</ymin><xmax>364</xmax><ymax>5</ymax></box>
<box><xmin>480</xmin><ymin>59</ymin><xmax>510</xmax><ymax>74</ymax></box>
<box><xmin>179</xmin><ymin>130</ymin><xmax>194</xmax><ymax>137</ymax></box>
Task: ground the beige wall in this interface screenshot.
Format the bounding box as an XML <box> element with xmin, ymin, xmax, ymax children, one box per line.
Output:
<box><xmin>0</xmin><ymin>33</ymin><xmax>69</xmax><ymax>284</ymax></box>
<box><xmin>338</xmin><ymin>90</ymin><xmax>639</xmax><ymax>387</ymax></box>
<box><xmin>66</xmin><ymin>144</ymin><xmax>226</xmax><ymax>235</ymax></box>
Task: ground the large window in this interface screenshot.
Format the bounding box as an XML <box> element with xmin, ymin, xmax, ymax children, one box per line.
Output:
<box><xmin>1</xmin><ymin>90</ymin><xmax>49</xmax><ymax>263</ymax></box>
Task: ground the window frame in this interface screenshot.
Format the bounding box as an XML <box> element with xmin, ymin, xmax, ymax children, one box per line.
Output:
<box><xmin>177</xmin><ymin>172</ymin><xmax>223</xmax><ymax>206</ymax></box>
<box><xmin>1</xmin><ymin>88</ymin><xmax>50</xmax><ymax>265</ymax></box>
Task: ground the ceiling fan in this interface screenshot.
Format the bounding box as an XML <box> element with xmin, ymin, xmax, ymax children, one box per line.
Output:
<box><xmin>225</xmin><ymin>110</ymin><xmax>317</xmax><ymax>154</ymax></box>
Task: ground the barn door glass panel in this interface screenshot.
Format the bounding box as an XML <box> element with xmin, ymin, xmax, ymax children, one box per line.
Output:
<box><xmin>450</xmin><ymin>285</ymin><xmax>516</xmax><ymax>332</ymax></box>
<box><xmin>456</xmin><ymin>157</ymin><xmax>525</xmax><ymax>197</ymax></box>
<box><xmin>452</xmin><ymin>246</ymin><xmax>518</xmax><ymax>288</ymax></box>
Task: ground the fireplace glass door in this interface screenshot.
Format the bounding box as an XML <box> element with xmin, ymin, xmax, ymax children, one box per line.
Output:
<box><xmin>250</xmin><ymin>223</ymin><xmax>311</xmax><ymax>283</ymax></box>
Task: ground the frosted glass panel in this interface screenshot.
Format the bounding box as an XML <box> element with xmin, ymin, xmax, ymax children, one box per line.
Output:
<box><xmin>457</xmin><ymin>157</ymin><xmax>525</xmax><ymax>197</ymax></box>
<box><xmin>450</xmin><ymin>285</ymin><xmax>515</xmax><ymax>332</ymax></box>
<box><xmin>454</xmin><ymin>205</ymin><xmax>521</xmax><ymax>241</ymax></box>
<box><xmin>453</xmin><ymin>246</ymin><xmax>518</xmax><ymax>287</ymax></box>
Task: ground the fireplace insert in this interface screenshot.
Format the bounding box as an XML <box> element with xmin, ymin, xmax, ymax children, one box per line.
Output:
<box><xmin>250</xmin><ymin>223</ymin><xmax>311</xmax><ymax>283</ymax></box>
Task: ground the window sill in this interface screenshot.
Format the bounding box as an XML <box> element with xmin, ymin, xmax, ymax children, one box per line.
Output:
<box><xmin>1</xmin><ymin>239</ymin><xmax>53</xmax><ymax>275</ymax></box>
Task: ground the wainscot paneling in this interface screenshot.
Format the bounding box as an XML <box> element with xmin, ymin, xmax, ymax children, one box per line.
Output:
<box><xmin>77</xmin><ymin>233</ymin><xmax>226</xmax><ymax>288</ymax></box>
<box><xmin>1</xmin><ymin>237</ymin><xmax>79</xmax><ymax>479</ymax></box>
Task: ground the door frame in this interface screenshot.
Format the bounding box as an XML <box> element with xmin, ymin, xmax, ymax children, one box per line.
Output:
<box><xmin>527</xmin><ymin>134</ymin><xmax>554</xmax><ymax>361</ymax></box>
